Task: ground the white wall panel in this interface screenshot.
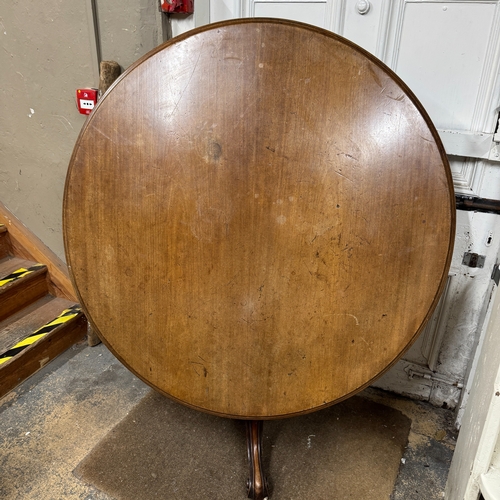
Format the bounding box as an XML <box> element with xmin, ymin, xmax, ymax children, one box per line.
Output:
<box><xmin>343</xmin><ymin>0</ymin><xmax>387</xmax><ymax>55</ymax></box>
<box><xmin>393</xmin><ymin>2</ymin><xmax>496</xmax><ymax>131</ymax></box>
<box><xmin>210</xmin><ymin>0</ymin><xmax>242</xmax><ymax>21</ymax></box>
<box><xmin>253</xmin><ymin>3</ymin><xmax>327</xmax><ymax>27</ymax></box>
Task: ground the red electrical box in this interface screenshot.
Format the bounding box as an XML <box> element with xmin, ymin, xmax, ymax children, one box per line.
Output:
<box><xmin>161</xmin><ymin>0</ymin><xmax>194</xmax><ymax>14</ymax></box>
<box><xmin>76</xmin><ymin>88</ymin><xmax>98</xmax><ymax>115</ymax></box>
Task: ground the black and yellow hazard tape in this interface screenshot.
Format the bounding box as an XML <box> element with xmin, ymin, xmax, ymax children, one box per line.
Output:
<box><xmin>0</xmin><ymin>305</ymin><xmax>82</xmax><ymax>365</ymax></box>
<box><xmin>0</xmin><ymin>264</ymin><xmax>45</xmax><ymax>288</ymax></box>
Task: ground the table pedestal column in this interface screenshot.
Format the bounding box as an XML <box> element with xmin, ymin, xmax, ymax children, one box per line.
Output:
<box><xmin>246</xmin><ymin>420</ymin><xmax>269</xmax><ymax>500</ymax></box>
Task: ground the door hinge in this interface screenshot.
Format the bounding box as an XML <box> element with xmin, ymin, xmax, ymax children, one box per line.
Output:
<box><xmin>406</xmin><ymin>368</ymin><xmax>464</xmax><ymax>389</ymax></box>
<box><xmin>462</xmin><ymin>252</ymin><xmax>485</xmax><ymax>268</ymax></box>
<box><xmin>455</xmin><ymin>195</ymin><xmax>500</xmax><ymax>214</ymax></box>
<box><xmin>492</xmin><ymin>263</ymin><xmax>500</xmax><ymax>286</ymax></box>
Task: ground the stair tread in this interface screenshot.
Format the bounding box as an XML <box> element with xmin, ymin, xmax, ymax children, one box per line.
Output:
<box><xmin>0</xmin><ymin>296</ymin><xmax>80</xmax><ymax>360</ymax></box>
<box><xmin>0</xmin><ymin>257</ymin><xmax>49</xmax><ymax>321</ymax></box>
<box><xmin>0</xmin><ymin>257</ymin><xmax>46</xmax><ymax>289</ymax></box>
<box><xmin>0</xmin><ymin>209</ymin><xmax>87</xmax><ymax>398</ymax></box>
<box><xmin>0</xmin><ymin>301</ymin><xmax>86</xmax><ymax>398</ymax></box>
<box><xmin>0</xmin><ymin>294</ymin><xmax>54</xmax><ymax>331</ymax></box>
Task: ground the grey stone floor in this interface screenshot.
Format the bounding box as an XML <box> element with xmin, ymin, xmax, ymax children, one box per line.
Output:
<box><xmin>0</xmin><ymin>341</ymin><xmax>457</xmax><ymax>499</ymax></box>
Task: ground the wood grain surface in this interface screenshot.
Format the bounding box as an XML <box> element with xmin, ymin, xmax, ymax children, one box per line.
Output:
<box><xmin>63</xmin><ymin>19</ymin><xmax>455</xmax><ymax>419</ymax></box>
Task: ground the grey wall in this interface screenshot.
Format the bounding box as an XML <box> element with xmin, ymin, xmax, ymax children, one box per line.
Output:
<box><xmin>0</xmin><ymin>1</ymin><xmax>165</xmax><ymax>259</ymax></box>
<box><xmin>96</xmin><ymin>1</ymin><xmax>164</xmax><ymax>70</ymax></box>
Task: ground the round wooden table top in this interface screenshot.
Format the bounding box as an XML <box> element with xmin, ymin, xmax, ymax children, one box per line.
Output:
<box><xmin>64</xmin><ymin>19</ymin><xmax>455</xmax><ymax>419</ymax></box>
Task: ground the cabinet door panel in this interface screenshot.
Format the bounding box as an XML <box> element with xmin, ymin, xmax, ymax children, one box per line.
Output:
<box><xmin>394</xmin><ymin>2</ymin><xmax>496</xmax><ymax>131</ymax></box>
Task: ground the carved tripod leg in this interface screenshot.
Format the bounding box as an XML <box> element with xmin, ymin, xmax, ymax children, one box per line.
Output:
<box><xmin>246</xmin><ymin>420</ymin><xmax>269</xmax><ymax>500</ymax></box>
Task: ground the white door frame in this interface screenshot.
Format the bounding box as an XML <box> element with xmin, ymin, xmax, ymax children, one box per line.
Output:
<box><xmin>446</xmin><ymin>275</ymin><xmax>500</xmax><ymax>500</ymax></box>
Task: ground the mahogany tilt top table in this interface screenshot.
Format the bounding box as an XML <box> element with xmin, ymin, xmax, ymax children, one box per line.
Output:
<box><xmin>64</xmin><ymin>19</ymin><xmax>455</xmax><ymax>499</ymax></box>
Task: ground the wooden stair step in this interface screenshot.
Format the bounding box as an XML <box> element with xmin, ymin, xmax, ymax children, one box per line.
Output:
<box><xmin>0</xmin><ymin>224</ymin><xmax>11</xmax><ymax>260</ymax></box>
<box><xmin>0</xmin><ymin>295</ymin><xmax>76</xmax><ymax>354</ymax></box>
<box><xmin>0</xmin><ymin>257</ymin><xmax>48</xmax><ymax>321</ymax></box>
<box><xmin>0</xmin><ymin>294</ymin><xmax>54</xmax><ymax>329</ymax></box>
<box><xmin>0</xmin><ymin>297</ymin><xmax>87</xmax><ymax>398</ymax></box>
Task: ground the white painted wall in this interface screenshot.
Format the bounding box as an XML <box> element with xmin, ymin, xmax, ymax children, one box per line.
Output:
<box><xmin>170</xmin><ymin>4</ymin><xmax>209</xmax><ymax>37</ymax></box>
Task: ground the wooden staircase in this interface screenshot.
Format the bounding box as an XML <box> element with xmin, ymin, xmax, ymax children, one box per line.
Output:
<box><xmin>0</xmin><ymin>203</ymin><xmax>87</xmax><ymax>398</ymax></box>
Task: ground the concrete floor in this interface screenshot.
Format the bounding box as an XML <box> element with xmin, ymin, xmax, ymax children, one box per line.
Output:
<box><xmin>0</xmin><ymin>340</ymin><xmax>458</xmax><ymax>499</ymax></box>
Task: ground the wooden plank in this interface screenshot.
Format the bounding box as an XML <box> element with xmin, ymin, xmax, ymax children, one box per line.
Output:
<box><xmin>0</xmin><ymin>258</ymin><xmax>48</xmax><ymax>322</ymax></box>
<box><xmin>0</xmin><ymin>201</ymin><xmax>77</xmax><ymax>301</ymax></box>
<box><xmin>0</xmin><ymin>296</ymin><xmax>77</xmax><ymax>355</ymax></box>
<box><xmin>0</xmin><ymin>313</ymin><xmax>87</xmax><ymax>398</ymax></box>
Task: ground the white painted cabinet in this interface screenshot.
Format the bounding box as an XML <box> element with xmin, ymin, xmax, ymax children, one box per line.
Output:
<box><xmin>173</xmin><ymin>1</ymin><xmax>500</xmax><ymax>418</ymax></box>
